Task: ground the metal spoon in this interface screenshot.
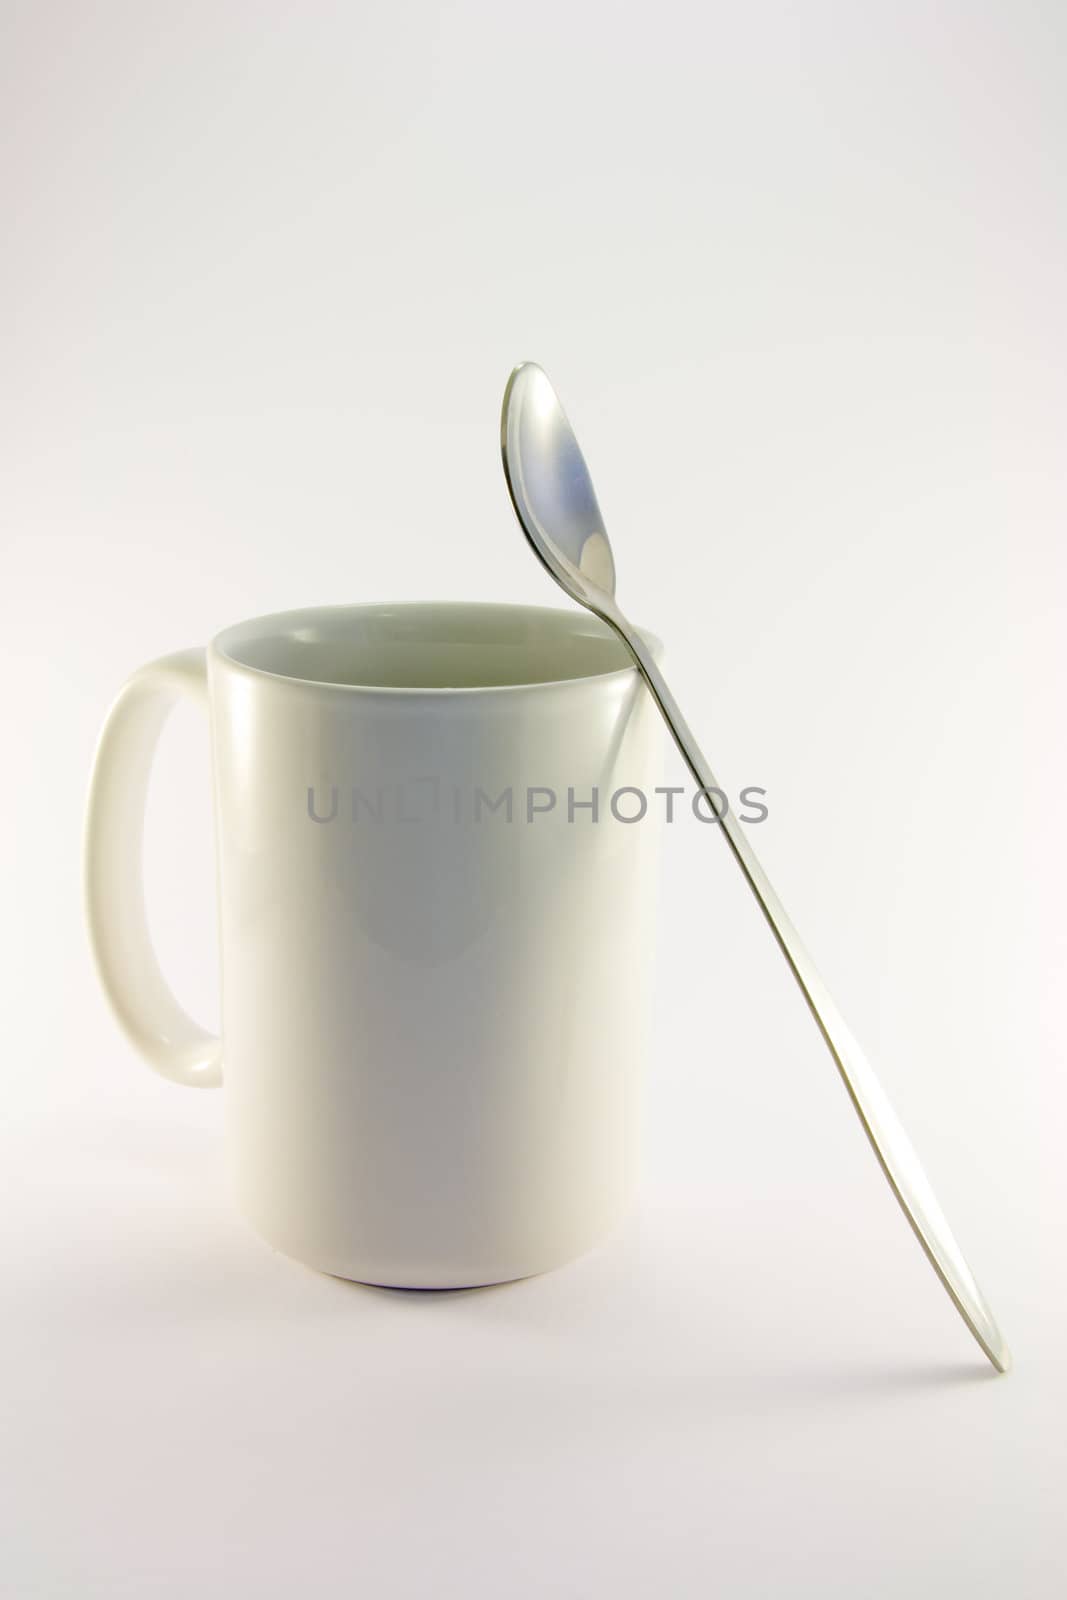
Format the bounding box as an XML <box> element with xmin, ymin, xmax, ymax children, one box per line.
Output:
<box><xmin>500</xmin><ymin>360</ymin><xmax>1010</xmax><ymax>1373</ymax></box>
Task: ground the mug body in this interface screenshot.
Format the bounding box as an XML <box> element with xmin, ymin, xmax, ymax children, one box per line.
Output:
<box><xmin>208</xmin><ymin>602</ymin><xmax>663</xmax><ymax>1287</ymax></box>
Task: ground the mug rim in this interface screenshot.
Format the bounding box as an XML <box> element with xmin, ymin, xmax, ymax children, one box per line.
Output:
<box><xmin>210</xmin><ymin>600</ymin><xmax>662</xmax><ymax>696</ymax></box>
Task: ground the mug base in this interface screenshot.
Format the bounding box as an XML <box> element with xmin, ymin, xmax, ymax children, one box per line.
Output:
<box><xmin>242</xmin><ymin>1207</ymin><xmax>628</xmax><ymax>1291</ymax></box>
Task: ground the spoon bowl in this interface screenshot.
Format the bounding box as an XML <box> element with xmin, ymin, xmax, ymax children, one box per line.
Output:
<box><xmin>501</xmin><ymin>363</ymin><xmax>617</xmax><ymax>609</ymax></box>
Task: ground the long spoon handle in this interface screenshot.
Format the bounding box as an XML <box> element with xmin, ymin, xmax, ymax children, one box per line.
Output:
<box><xmin>613</xmin><ymin>612</ymin><xmax>1010</xmax><ymax>1373</ymax></box>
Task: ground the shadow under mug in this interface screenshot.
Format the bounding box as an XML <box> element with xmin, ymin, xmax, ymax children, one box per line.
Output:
<box><xmin>85</xmin><ymin>602</ymin><xmax>664</xmax><ymax>1287</ymax></box>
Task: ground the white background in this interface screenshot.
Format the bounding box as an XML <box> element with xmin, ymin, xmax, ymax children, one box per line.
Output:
<box><xmin>2</xmin><ymin>2</ymin><xmax>1065</xmax><ymax>1594</ymax></box>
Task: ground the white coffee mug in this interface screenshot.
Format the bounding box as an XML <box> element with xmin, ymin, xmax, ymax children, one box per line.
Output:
<box><xmin>85</xmin><ymin>602</ymin><xmax>664</xmax><ymax>1287</ymax></box>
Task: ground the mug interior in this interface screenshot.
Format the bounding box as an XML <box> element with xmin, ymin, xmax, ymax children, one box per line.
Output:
<box><xmin>214</xmin><ymin>602</ymin><xmax>639</xmax><ymax>691</ymax></box>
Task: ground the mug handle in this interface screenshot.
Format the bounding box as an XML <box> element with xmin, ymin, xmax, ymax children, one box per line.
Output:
<box><xmin>84</xmin><ymin>648</ymin><xmax>223</xmax><ymax>1087</ymax></box>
